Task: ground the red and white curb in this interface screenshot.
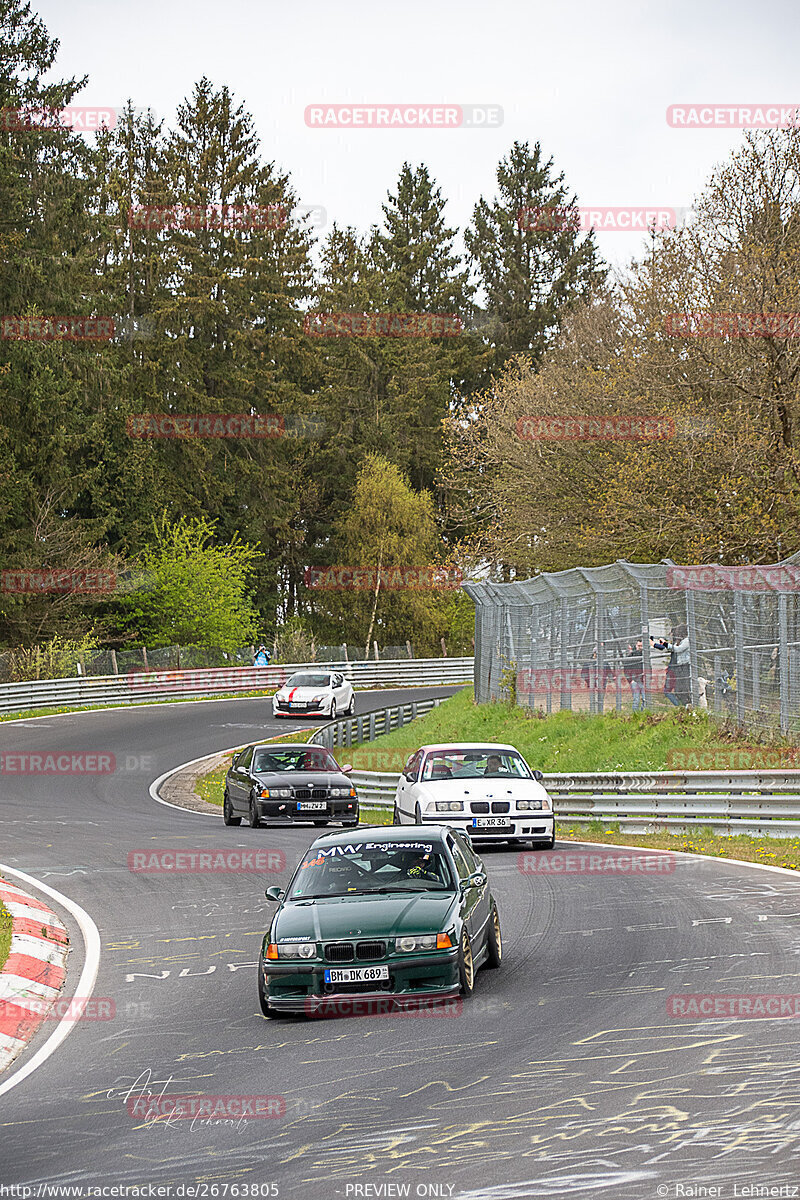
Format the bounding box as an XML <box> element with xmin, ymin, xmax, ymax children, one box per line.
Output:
<box><xmin>0</xmin><ymin>877</ymin><xmax>69</xmax><ymax>1072</ymax></box>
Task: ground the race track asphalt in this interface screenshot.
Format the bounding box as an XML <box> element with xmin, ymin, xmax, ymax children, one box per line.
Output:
<box><xmin>1</xmin><ymin>687</ymin><xmax>799</xmax><ymax>1199</ymax></box>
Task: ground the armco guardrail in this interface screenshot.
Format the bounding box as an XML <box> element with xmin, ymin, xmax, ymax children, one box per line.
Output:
<box><xmin>0</xmin><ymin>658</ymin><xmax>472</xmax><ymax>715</ymax></box>
<box><xmin>341</xmin><ymin>765</ymin><xmax>800</xmax><ymax>833</ymax></box>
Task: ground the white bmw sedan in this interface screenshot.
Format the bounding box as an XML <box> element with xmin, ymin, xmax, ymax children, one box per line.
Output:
<box><xmin>393</xmin><ymin>743</ymin><xmax>555</xmax><ymax>848</ymax></box>
<box><xmin>272</xmin><ymin>670</ymin><xmax>355</xmax><ymax>720</ymax></box>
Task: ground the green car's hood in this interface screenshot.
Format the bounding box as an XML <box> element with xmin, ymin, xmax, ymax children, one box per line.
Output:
<box><xmin>273</xmin><ymin>891</ymin><xmax>458</xmax><ymax>942</ymax></box>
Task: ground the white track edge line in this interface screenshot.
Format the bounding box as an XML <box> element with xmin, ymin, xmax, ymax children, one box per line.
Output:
<box><xmin>563</xmin><ymin>837</ymin><xmax>800</xmax><ymax>879</ymax></box>
<box><xmin>148</xmin><ymin>728</ymin><xmax>310</xmax><ymax>816</ymax></box>
<box><xmin>0</xmin><ymin>866</ymin><xmax>100</xmax><ymax>1097</ymax></box>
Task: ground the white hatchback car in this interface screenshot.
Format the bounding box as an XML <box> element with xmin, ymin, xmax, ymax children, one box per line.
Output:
<box><xmin>393</xmin><ymin>742</ymin><xmax>555</xmax><ymax>848</ymax></box>
<box><xmin>272</xmin><ymin>670</ymin><xmax>355</xmax><ymax>720</ymax></box>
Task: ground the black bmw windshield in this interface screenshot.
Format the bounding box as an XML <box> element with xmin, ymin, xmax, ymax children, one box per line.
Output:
<box><xmin>252</xmin><ymin>748</ymin><xmax>339</xmax><ymax>773</ymax></box>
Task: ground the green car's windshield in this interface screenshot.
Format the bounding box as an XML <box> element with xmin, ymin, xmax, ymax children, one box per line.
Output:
<box><xmin>252</xmin><ymin>748</ymin><xmax>339</xmax><ymax>773</ymax></box>
<box><xmin>288</xmin><ymin>841</ymin><xmax>455</xmax><ymax>899</ymax></box>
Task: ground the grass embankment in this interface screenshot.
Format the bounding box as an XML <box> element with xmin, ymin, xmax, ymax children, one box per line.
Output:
<box><xmin>347</xmin><ymin>687</ymin><xmax>753</xmax><ymax>773</ymax></box>
<box><xmin>0</xmin><ymin>895</ymin><xmax>11</xmax><ymax>972</ymax></box>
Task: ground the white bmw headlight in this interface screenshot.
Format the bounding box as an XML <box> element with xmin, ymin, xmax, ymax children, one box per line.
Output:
<box><xmin>435</xmin><ymin>801</ymin><xmax>463</xmax><ymax>812</ymax></box>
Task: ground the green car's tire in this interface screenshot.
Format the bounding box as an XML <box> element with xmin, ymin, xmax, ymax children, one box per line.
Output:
<box><xmin>486</xmin><ymin>905</ymin><xmax>502</xmax><ymax>969</ymax></box>
<box><xmin>258</xmin><ymin>971</ymin><xmax>275</xmax><ymax>1018</ymax></box>
<box><xmin>458</xmin><ymin>928</ymin><xmax>475</xmax><ymax>996</ymax></box>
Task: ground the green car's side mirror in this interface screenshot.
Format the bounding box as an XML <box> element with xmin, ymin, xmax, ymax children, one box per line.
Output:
<box><xmin>265</xmin><ymin>885</ymin><xmax>285</xmax><ymax>902</ymax></box>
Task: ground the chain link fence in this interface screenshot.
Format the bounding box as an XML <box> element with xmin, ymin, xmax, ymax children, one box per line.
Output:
<box><xmin>463</xmin><ymin>555</ymin><xmax>800</xmax><ymax>735</ymax></box>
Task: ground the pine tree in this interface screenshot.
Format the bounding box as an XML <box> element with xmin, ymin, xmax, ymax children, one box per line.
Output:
<box><xmin>466</xmin><ymin>140</ymin><xmax>606</xmax><ymax>372</ymax></box>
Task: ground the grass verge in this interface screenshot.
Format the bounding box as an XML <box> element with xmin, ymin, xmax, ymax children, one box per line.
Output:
<box><xmin>347</xmin><ymin>688</ymin><xmax>790</xmax><ymax>773</ymax></box>
<box><xmin>0</xmin><ymin>895</ymin><xmax>11</xmax><ymax>972</ymax></box>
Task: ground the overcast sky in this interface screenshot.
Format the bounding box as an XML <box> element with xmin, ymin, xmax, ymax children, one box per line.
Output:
<box><xmin>34</xmin><ymin>0</ymin><xmax>800</xmax><ymax>271</ymax></box>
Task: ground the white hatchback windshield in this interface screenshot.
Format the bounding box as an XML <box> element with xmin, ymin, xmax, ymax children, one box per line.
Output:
<box><xmin>286</xmin><ymin>673</ymin><xmax>332</xmax><ymax>688</ymax></box>
<box><xmin>421</xmin><ymin>749</ymin><xmax>533</xmax><ymax>781</ymax></box>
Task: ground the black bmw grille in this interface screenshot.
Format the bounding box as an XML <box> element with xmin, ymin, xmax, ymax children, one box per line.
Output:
<box><xmin>491</xmin><ymin>801</ymin><xmax>510</xmax><ymax>814</ymax></box>
<box><xmin>325</xmin><ymin>942</ymin><xmax>354</xmax><ymax>962</ymax></box>
<box><xmin>296</xmin><ymin>788</ymin><xmax>328</xmax><ymax>800</ymax></box>
<box><xmin>355</xmin><ymin>941</ymin><xmax>386</xmax><ymax>961</ymax></box>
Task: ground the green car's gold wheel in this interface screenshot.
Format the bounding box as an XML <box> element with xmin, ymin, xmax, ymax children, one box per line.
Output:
<box><xmin>458</xmin><ymin>928</ymin><xmax>475</xmax><ymax>996</ymax></box>
<box><xmin>486</xmin><ymin>904</ymin><xmax>502</xmax><ymax>969</ymax></box>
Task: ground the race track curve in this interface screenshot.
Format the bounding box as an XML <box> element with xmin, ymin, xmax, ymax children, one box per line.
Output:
<box><xmin>1</xmin><ymin>688</ymin><xmax>799</xmax><ymax>1199</ymax></box>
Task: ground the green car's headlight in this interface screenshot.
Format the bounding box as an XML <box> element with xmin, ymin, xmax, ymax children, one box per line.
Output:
<box><xmin>396</xmin><ymin>934</ymin><xmax>438</xmax><ymax>953</ymax></box>
<box><xmin>277</xmin><ymin>942</ymin><xmax>317</xmax><ymax>959</ymax></box>
<box><xmin>435</xmin><ymin>801</ymin><xmax>463</xmax><ymax>812</ymax></box>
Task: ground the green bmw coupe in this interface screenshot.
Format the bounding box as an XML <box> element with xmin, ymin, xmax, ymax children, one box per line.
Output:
<box><xmin>258</xmin><ymin>824</ymin><xmax>502</xmax><ymax>1017</ymax></box>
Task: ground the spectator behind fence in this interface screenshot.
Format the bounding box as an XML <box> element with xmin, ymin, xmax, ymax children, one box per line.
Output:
<box><xmin>622</xmin><ymin>639</ymin><xmax>646</xmax><ymax>711</ymax></box>
<box><xmin>253</xmin><ymin>643</ymin><xmax>271</xmax><ymax>666</ymax></box>
<box><xmin>654</xmin><ymin>624</ymin><xmax>690</xmax><ymax>706</ymax></box>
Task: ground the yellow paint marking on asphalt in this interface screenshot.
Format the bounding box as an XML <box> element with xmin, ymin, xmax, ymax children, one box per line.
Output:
<box><xmin>399</xmin><ymin>1077</ymin><xmax>491</xmax><ymax>1099</ymax></box>
<box><xmin>609</xmin><ymin>1058</ymin><xmax>639</xmax><ymax>1074</ymax></box>
<box><xmin>156</xmin><ymin>934</ymin><xmax>220</xmax><ymax>944</ymax></box>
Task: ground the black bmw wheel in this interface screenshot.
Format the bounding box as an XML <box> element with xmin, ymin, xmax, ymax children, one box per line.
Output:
<box><xmin>486</xmin><ymin>904</ymin><xmax>502</xmax><ymax>969</ymax></box>
<box><xmin>223</xmin><ymin>791</ymin><xmax>241</xmax><ymax>827</ymax></box>
<box><xmin>249</xmin><ymin>793</ymin><xmax>262</xmax><ymax>828</ymax></box>
<box><xmin>458</xmin><ymin>928</ymin><xmax>475</xmax><ymax>996</ymax></box>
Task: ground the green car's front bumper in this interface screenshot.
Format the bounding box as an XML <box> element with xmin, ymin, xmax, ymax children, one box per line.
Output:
<box><xmin>261</xmin><ymin>949</ymin><xmax>460</xmax><ymax>1014</ymax></box>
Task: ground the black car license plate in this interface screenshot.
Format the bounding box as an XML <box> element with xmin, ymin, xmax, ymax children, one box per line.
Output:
<box><xmin>298</xmin><ymin>800</ymin><xmax>327</xmax><ymax>811</ymax></box>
